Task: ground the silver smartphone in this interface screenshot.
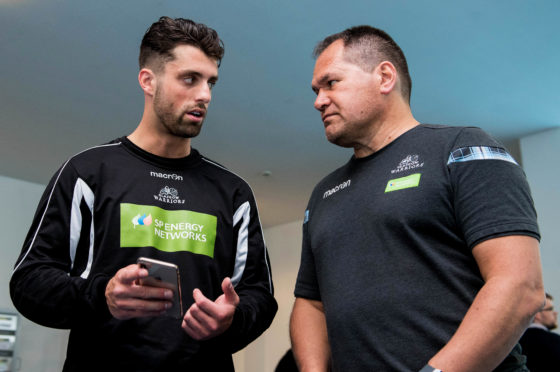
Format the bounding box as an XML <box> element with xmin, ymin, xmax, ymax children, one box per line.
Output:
<box><xmin>136</xmin><ymin>257</ymin><xmax>183</xmax><ymax>319</ymax></box>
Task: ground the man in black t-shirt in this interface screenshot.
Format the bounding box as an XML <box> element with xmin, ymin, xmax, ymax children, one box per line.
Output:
<box><xmin>290</xmin><ymin>25</ymin><xmax>545</xmax><ymax>372</ymax></box>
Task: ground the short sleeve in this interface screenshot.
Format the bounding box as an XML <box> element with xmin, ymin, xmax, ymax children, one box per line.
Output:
<box><xmin>294</xmin><ymin>211</ymin><xmax>322</xmax><ymax>300</ymax></box>
<box><xmin>448</xmin><ymin>127</ymin><xmax>540</xmax><ymax>248</ymax></box>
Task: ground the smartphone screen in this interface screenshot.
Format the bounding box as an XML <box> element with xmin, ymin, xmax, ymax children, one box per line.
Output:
<box><xmin>136</xmin><ymin>257</ymin><xmax>183</xmax><ymax>319</ymax></box>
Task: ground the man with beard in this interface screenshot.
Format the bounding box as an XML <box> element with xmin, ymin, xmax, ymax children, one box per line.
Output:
<box><xmin>519</xmin><ymin>293</ymin><xmax>560</xmax><ymax>371</ymax></box>
<box><xmin>10</xmin><ymin>16</ymin><xmax>277</xmax><ymax>371</ymax></box>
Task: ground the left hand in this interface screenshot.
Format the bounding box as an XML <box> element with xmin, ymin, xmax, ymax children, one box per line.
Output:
<box><xmin>182</xmin><ymin>277</ymin><xmax>240</xmax><ymax>340</ymax></box>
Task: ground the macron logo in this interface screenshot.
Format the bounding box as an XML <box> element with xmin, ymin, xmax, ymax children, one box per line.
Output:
<box><xmin>323</xmin><ymin>179</ymin><xmax>351</xmax><ymax>199</ymax></box>
<box><xmin>150</xmin><ymin>171</ymin><xmax>184</xmax><ymax>181</ymax></box>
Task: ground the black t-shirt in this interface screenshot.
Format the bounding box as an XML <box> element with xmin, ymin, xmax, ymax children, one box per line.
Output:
<box><xmin>519</xmin><ymin>326</ymin><xmax>560</xmax><ymax>371</ymax></box>
<box><xmin>295</xmin><ymin>124</ymin><xmax>539</xmax><ymax>371</ymax></box>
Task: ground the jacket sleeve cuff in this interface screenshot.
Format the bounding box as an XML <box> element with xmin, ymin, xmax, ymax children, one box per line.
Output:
<box><xmin>87</xmin><ymin>274</ymin><xmax>113</xmax><ymax>321</ymax></box>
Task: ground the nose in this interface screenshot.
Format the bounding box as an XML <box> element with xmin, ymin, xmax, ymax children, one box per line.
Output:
<box><xmin>314</xmin><ymin>90</ymin><xmax>330</xmax><ymax>111</ymax></box>
<box><xmin>196</xmin><ymin>83</ymin><xmax>212</xmax><ymax>104</ymax></box>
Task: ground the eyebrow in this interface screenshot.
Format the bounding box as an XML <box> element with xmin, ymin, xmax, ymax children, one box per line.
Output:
<box><xmin>311</xmin><ymin>73</ymin><xmax>334</xmax><ymax>92</ymax></box>
<box><xmin>178</xmin><ymin>70</ymin><xmax>219</xmax><ymax>82</ymax></box>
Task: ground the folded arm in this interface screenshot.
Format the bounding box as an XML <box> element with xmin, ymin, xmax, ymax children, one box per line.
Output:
<box><xmin>428</xmin><ymin>235</ymin><xmax>544</xmax><ymax>372</ymax></box>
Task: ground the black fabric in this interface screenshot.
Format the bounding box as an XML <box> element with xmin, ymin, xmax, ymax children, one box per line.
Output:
<box><xmin>519</xmin><ymin>327</ymin><xmax>560</xmax><ymax>371</ymax></box>
<box><xmin>10</xmin><ymin>137</ymin><xmax>277</xmax><ymax>371</ymax></box>
<box><xmin>275</xmin><ymin>349</ymin><xmax>298</xmax><ymax>372</ymax></box>
<box><xmin>295</xmin><ymin>124</ymin><xmax>539</xmax><ymax>371</ymax></box>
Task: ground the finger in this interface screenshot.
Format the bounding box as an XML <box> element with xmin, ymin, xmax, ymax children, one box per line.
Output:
<box><xmin>192</xmin><ymin>288</ymin><xmax>217</xmax><ymax>314</ymax></box>
<box><xmin>183</xmin><ymin>308</ymin><xmax>211</xmax><ymax>340</ymax></box>
<box><xmin>193</xmin><ymin>288</ymin><xmax>235</xmax><ymax>325</ymax></box>
<box><xmin>114</xmin><ymin>293</ymin><xmax>172</xmax><ymax>311</ymax></box>
<box><xmin>188</xmin><ymin>302</ymin><xmax>216</xmax><ymax>332</ymax></box>
<box><xmin>116</xmin><ymin>307</ymin><xmax>168</xmax><ymax>320</ymax></box>
<box><xmin>221</xmin><ymin>277</ymin><xmax>239</xmax><ymax>306</ymax></box>
<box><xmin>183</xmin><ymin>318</ymin><xmax>202</xmax><ymax>339</ymax></box>
<box><xmin>110</xmin><ymin>297</ymin><xmax>171</xmax><ymax>319</ymax></box>
<box><xmin>191</xmin><ymin>289</ymin><xmax>221</xmax><ymax>326</ymax></box>
<box><xmin>111</xmin><ymin>274</ymin><xmax>173</xmax><ymax>302</ymax></box>
<box><xmin>116</xmin><ymin>264</ymin><xmax>148</xmax><ymax>285</ymax></box>
<box><xmin>133</xmin><ymin>283</ymin><xmax>174</xmax><ymax>301</ymax></box>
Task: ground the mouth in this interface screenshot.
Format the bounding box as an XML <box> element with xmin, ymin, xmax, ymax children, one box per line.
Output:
<box><xmin>321</xmin><ymin>113</ymin><xmax>337</xmax><ymax>122</ymax></box>
<box><xmin>186</xmin><ymin>109</ymin><xmax>206</xmax><ymax>121</ymax></box>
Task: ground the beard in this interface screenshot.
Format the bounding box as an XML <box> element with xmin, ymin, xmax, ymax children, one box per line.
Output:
<box><xmin>153</xmin><ymin>87</ymin><xmax>204</xmax><ymax>139</ymax></box>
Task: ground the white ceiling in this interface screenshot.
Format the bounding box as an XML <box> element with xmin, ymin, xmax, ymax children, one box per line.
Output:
<box><xmin>1</xmin><ymin>0</ymin><xmax>559</xmax><ymax>228</ymax></box>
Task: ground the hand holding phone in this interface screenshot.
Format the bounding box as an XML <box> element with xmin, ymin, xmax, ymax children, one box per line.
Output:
<box><xmin>137</xmin><ymin>257</ymin><xmax>183</xmax><ymax>319</ymax></box>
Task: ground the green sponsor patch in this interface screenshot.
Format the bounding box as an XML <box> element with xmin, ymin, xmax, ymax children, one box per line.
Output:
<box><xmin>385</xmin><ymin>173</ymin><xmax>421</xmax><ymax>193</ymax></box>
<box><xmin>120</xmin><ymin>203</ymin><xmax>217</xmax><ymax>258</ymax></box>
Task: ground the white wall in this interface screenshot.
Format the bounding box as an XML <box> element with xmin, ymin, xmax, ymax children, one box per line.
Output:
<box><xmin>0</xmin><ymin>175</ymin><xmax>68</xmax><ymax>372</ymax></box>
<box><xmin>234</xmin><ymin>220</ymin><xmax>302</xmax><ymax>372</ymax></box>
<box><xmin>520</xmin><ymin>128</ymin><xmax>560</xmax><ymax>303</ymax></box>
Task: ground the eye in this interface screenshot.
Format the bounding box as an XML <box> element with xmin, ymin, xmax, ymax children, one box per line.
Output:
<box><xmin>327</xmin><ymin>80</ymin><xmax>338</xmax><ymax>87</ymax></box>
<box><xmin>183</xmin><ymin>76</ymin><xmax>194</xmax><ymax>84</ymax></box>
<box><xmin>208</xmin><ymin>81</ymin><xmax>216</xmax><ymax>89</ymax></box>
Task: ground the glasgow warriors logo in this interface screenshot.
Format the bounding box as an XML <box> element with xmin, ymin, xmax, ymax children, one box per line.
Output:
<box><xmin>391</xmin><ymin>155</ymin><xmax>424</xmax><ymax>174</ymax></box>
<box><xmin>154</xmin><ymin>186</ymin><xmax>186</xmax><ymax>204</ymax></box>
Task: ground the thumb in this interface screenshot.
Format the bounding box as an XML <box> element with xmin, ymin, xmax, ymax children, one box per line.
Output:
<box><xmin>221</xmin><ymin>277</ymin><xmax>239</xmax><ymax>306</ymax></box>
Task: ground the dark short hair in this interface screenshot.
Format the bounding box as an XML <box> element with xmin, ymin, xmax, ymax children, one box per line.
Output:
<box><xmin>139</xmin><ymin>16</ymin><xmax>224</xmax><ymax>72</ymax></box>
<box><xmin>313</xmin><ymin>26</ymin><xmax>412</xmax><ymax>103</ymax></box>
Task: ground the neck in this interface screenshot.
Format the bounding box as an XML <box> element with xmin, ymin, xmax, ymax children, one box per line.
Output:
<box><xmin>128</xmin><ymin>110</ymin><xmax>192</xmax><ymax>158</ymax></box>
<box><xmin>353</xmin><ymin>101</ymin><xmax>419</xmax><ymax>158</ymax></box>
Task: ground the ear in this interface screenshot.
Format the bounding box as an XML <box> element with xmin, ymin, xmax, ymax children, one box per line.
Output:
<box><xmin>533</xmin><ymin>311</ymin><xmax>543</xmax><ymax>324</ymax></box>
<box><xmin>376</xmin><ymin>61</ymin><xmax>398</xmax><ymax>95</ymax></box>
<box><xmin>138</xmin><ymin>68</ymin><xmax>156</xmax><ymax>96</ymax></box>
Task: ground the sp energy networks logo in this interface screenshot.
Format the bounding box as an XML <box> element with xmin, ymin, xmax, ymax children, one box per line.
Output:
<box><xmin>154</xmin><ymin>186</ymin><xmax>185</xmax><ymax>204</ymax></box>
<box><xmin>132</xmin><ymin>213</ymin><xmax>153</xmax><ymax>228</ymax></box>
<box><xmin>391</xmin><ymin>155</ymin><xmax>424</xmax><ymax>174</ymax></box>
<box><xmin>121</xmin><ymin>203</ymin><xmax>217</xmax><ymax>258</ymax></box>
<box><xmin>385</xmin><ymin>173</ymin><xmax>421</xmax><ymax>193</ymax></box>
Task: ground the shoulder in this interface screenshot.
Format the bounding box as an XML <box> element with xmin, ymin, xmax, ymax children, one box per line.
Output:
<box><xmin>198</xmin><ymin>153</ymin><xmax>254</xmax><ymax>191</ymax></box>
<box><xmin>417</xmin><ymin>124</ymin><xmax>497</xmax><ymax>144</ymax></box>
<box><xmin>416</xmin><ymin>125</ymin><xmax>518</xmax><ymax>166</ymax></box>
<box><xmin>425</xmin><ymin>124</ymin><xmax>503</xmax><ymax>148</ymax></box>
<box><xmin>308</xmin><ymin>160</ymin><xmax>352</xmax><ymax>202</ymax></box>
<box><xmin>57</xmin><ymin>139</ymin><xmax>124</xmax><ymax>175</ymax></box>
<box><xmin>67</xmin><ymin>139</ymin><xmax>124</xmax><ymax>163</ymax></box>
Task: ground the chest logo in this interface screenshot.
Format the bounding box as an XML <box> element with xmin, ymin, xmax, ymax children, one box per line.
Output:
<box><xmin>323</xmin><ymin>179</ymin><xmax>351</xmax><ymax>199</ymax></box>
<box><xmin>385</xmin><ymin>173</ymin><xmax>422</xmax><ymax>193</ymax></box>
<box><xmin>391</xmin><ymin>155</ymin><xmax>424</xmax><ymax>174</ymax></box>
<box><xmin>150</xmin><ymin>171</ymin><xmax>184</xmax><ymax>181</ymax></box>
<box><xmin>132</xmin><ymin>213</ymin><xmax>153</xmax><ymax>228</ymax></box>
<box><xmin>154</xmin><ymin>186</ymin><xmax>185</xmax><ymax>205</ymax></box>
<box><xmin>121</xmin><ymin>203</ymin><xmax>217</xmax><ymax>258</ymax></box>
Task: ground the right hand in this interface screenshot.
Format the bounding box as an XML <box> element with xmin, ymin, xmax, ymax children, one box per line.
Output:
<box><xmin>105</xmin><ymin>263</ymin><xmax>174</xmax><ymax>319</ymax></box>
